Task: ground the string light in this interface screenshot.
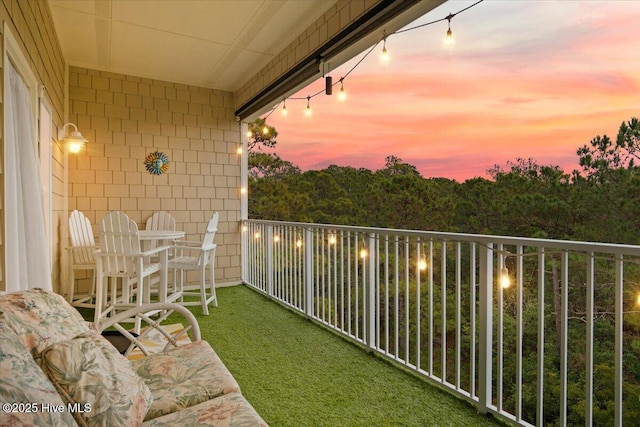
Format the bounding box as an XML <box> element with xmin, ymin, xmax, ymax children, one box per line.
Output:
<box><xmin>262</xmin><ymin>125</ymin><xmax>269</xmax><ymax>135</ymax></box>
<box><xmin>380</xmin><ymin>32</ymin><xmax>390</xmax><ymax>62</ymax></box>
<box><xmin>445</xmin><ymin>13</ymin><xmax>454</xmax><ymax>46</ymax></box>
<box><xmin>360</xmin><ymin>248</ymin><xmax>368</xmax><ymax>259</ymax></box>
<box><xmin>254</xmin><ymin>232</ymin><xmax>261</xmax><ymax>239</ymax></box>
<box><xmin>499</xmin><ymin>267</ymin><xmax>511</xmax><ymax>289</ymax></box>
<box><xmin>260</xmin><ymin>0</ymin><xmax>484</xmax><ymax>121</ymax></box>
<box><xmin>338</xmin><ymin>78</ymin><xmax>346</xmax><ymax>102</ymax></box>
<box><xmin>305</xmin><ymin>96</ymin><xmax>312</xmax><ymax>117</ymax></box>
<box><xmin>296</xmin><ymin>238</ymin><xmax>303</xmax><ymax>248</ymax></box>
<box><xmin>241</xmin><ymin>225</ymin><xmax>248</xmax><ymax>232</ymax></box>
<box><xmin>274</xmin><ymin>235</ymin><xmax>280</xmax><ymax>243</ymax></box>
<box><xmin>418</xmin><ymin>255</ymin><xmax>428</xmax><ymax>271</ymax></box>
<box><xmin>236</xmin><ymin>146</ymin><xmax>243</xmax><ymax>154</ymax></box>
<box><xmin>246</xmin><ymin>130</ymin><xmax>252</xmax><ymax>138</ymax></box>
<box><xmin>240</xmin><ymin>187</ymin><xmax>247</xmax><ymax>194</ymax></box>
<box><xmin>329</xmin><ymin>233</ymin><xmax>337</xmax><ymax>245</ymax></box>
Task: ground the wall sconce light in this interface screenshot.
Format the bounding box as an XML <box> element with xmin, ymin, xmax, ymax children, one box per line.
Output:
<box><xmin>59</xmin><ymin>123</ymin><xmax>88</xmax><ymax>154</ymax></box>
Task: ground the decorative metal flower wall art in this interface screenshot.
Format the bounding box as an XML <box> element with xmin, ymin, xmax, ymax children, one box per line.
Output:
<box><xmin>144</xmin><ymin>151</ymin><xmax>170</xmax><ymax>175</ymax></box>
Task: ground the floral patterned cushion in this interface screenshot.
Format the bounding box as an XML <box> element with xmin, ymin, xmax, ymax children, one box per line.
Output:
<box><xmin>0</xmin><ymin>288</ymin><xmax>89</xmax><ymax>355</ymax></box>
<box><xmin>132</xmin><ymin>340</ymin><xmax>240</xmax><ymax>421</ymax></box>
<box><xmin>40</xmin><ymin>331</ymin><xmax>153</xmax><ymax>427</ymax></box>
<box><xmin>0</xmin><ymin>322</ymin><xmax>79</xmax><ymax>427</ymax></box>
<box><xmin>141</xmin><ymin>392</ymin><xmax>268</xmax><ymax>427</ymax></box>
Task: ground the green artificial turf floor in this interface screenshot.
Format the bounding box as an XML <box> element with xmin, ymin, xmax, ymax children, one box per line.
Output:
<box><xmin>176</xmin><ymin>285</ymin><xmax>504</xmax><ymax>427</ymax></box>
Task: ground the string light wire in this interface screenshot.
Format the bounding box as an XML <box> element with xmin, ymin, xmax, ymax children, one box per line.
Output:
<box><xmin>262</xmin><ymin>0</ymin><xmax>485</xmax><ymax>120</ymax></box>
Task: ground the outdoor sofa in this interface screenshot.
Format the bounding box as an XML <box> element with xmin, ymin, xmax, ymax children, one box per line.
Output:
<box><xmin>0</xmin><ymin>288</ymin><xmax>268</xmax><ymax>426</ymax></box>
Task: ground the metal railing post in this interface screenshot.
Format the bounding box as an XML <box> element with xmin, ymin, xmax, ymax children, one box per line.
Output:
<box><xmin>478</xmin><ymin>243</ymin><xmax>493</xmax><ymax>414</ymax></box>
<box><xmin>266</xmin><ymin>225</ymin><xmax>274</xmax><ymax>297</ymax></box>
<box><xmin>367</xmin><ymin>233</ymin><xmax>376</xmax><ymax>350</ymax></box>
<box><xmin>304</xmin><ymin>228</ymin><xmax>314</xmax><ymax>318</ymax></box>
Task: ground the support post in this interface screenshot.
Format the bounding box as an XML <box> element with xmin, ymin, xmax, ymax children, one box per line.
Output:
<box><xmin>478</xmin><ymin>243</ymin><xmax>493</xmax><ymax>414</ymax></box>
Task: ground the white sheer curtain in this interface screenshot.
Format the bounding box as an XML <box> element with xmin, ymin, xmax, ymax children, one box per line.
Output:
<box><xmin>4</xmin><ymin>59</ymin><xmax>52</xmax><ymax>292</ymax></box>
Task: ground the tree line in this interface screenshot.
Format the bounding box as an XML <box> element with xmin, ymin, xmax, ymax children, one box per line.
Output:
<box><xmin>249</xmin><ymin>117</ymin><xmax>640</xmax><ymax>246</ymax></box>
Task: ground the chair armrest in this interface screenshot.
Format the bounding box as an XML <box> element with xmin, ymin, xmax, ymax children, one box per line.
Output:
<box><xmin>96</xmin><ymin>303</ymin><xmax>201</xmax><ymax>357</ymax></box>
<box><xmin>140</xmin><ymin>245</ymin><xmax>170</xmax><ymax>257</ymax></box>
<box><xmin>173</xmin><ymin>240</ymin><xmax>202</xmax><ymax>246</ymax></box>
<box><xmin>92</xmin><ymin>245</ymin><xmax>170</xmax><ymax>258</ymax></box>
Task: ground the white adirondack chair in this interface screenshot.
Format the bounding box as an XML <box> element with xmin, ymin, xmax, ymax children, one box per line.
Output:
<box><xmin>68</xmin><ymin>210</ymin><xmax>98</xmax><ymax>307</ymax></box>
<box><xmin>94</xmin><ymin>211</ymin><xmax>169</xmax><ymax>331</ymax></box>
<box><xmin>168</xmin><ymin>212</ymin><xmax>219</xmax><ymax>315</ymax></box>
<box><xmin>145</xmin><ymin>211</ymin><xmax>177</xmax><ymax>250</ymax></box>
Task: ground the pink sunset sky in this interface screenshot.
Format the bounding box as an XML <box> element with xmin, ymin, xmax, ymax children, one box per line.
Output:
<box><xmin>262</xmin><ymin>0</ymin><xmax>640</xmax><ymax>182</ymax></box>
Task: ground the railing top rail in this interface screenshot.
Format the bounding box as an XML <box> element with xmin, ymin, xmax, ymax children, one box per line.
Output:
<box><xmin>245</xmin><ymin>219</ymin><xmax>640</xmax><ymax>257</ymax></box>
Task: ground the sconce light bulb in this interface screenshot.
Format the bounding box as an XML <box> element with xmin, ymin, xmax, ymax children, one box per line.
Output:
<box><xmin>68</xmin><ymin>142</ymin><xmax>83</xmax><ymax>154</ymax></box>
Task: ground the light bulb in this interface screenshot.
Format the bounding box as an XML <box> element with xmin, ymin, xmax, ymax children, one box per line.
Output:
<box><xmin>360</xmin><ymin>248</ymin><xmax>368</xmax><ymax>259</ymax></box>
<box><xmin>381</xmin><ymin>44</ymin><xmax>389</xmax><ymax>62</ymax></box>
<box><xmin>499</xmin><ymin>267</ymin><xmax>510</xmax><ymax>289</ymax></box>
<box><xmin>338</xmin><ymin>79</ymin><xmax>346</xmax><ymax>102</ymax></box>
<box><xmin>241</xmin><ymin>225</ymin><xmax>248</xmax><ymax>232</ymax></box>
<box><xmin>274</xmin><ymin>235</ymin><xmax>280</xmax><ymax>243</ymax></box>
<box><xmin>236</xmin><ymin>146</ymin><xmax>243</xmax><ymax>155</ymax></box>
<box><xmin>254</xmin><ymin>232</ymin><xmax>261</xmax><ymax>239</ymax></box>
<box><xmin>296</xmin><ymin>239</ymin><xmax>303</xmax><ymax>248</ymax></box>
<box><xmin>68</xmin><ymin>142</ymin><xmax>83</xmax><ymax>154</ymax></box>
<box><xmin>445</xmin><ymin>28</ymin><xmax>454</xmax><ymax>46</ymax></box>
<box><xmin>329</xmin><ymin>234</ymin><xmax>337</xmax><ymax>245</ymax></box>
<box><xmin>262</xmin><ymin>126</ymin><xmax>269</xmax><ymax>135</ymax></box>
<box><xmin>418</xmin><ymin>257</ymin><xmax>427</xmax><ymax>271</ymax></box>
<box><xmin>305</xmin><ymin>96</ymin><xmax>312</xmax><ymax>117</ymax></box>
<box><xmin>637</xmin><ymin>293</ymin><xmax>640</xmax><ymax>305</ymax></box>
<box><xmin>240</xmin><ymin>187</ymin><xmax>247</xmax><ymax>194</ymax></box>
<box><xmin>281</xmin><ymin>103</ymin><xmax>288</xmax><ymax>116</ymax></box>
<box><xmin>246</xmin><ymin>130</ymin><xmax>252</xmax><ymax>138</ymax></box>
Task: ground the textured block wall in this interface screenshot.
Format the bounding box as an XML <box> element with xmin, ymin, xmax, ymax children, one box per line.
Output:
<box><xmin>68</xmin><ymin>67</ymin><xmax>242</xmax><ymax>290</ymax></box>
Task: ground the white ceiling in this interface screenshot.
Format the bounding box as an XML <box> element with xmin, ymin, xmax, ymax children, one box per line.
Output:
<box><xmin>48</xmin><ymin>0</ymin><xmax>335</xmax><ymax>92</ymax></box>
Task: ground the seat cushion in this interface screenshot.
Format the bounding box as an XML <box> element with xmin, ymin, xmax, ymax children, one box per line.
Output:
<box><xmin>0</xmin><ymin>288</ymin><xmax>89</xmax><ymax>355</ymax></box>
<box><xmin>0</xmin><ymin>322</ymin><xmax>79</xmax><ymax>427</ymax></box>
<box><xmin>132</xmin><ymin>340</ymin><xmax>240</xmax><ymax>420</ymax></box>
<box><xmin>141</xmin><ymin>392</ymin><xmax>268</xmax><ymax>427</ymax></box>
<box><xmin>40</xmin><ymin>330</ymin><xmax>153</xmax><ymax>427</ymax></box>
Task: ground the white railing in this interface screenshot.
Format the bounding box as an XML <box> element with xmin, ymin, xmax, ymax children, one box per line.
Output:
<box><xmin>242</xmin><ymin>219</ymin><xmax>640</xmax><ymax>426</ymax></box>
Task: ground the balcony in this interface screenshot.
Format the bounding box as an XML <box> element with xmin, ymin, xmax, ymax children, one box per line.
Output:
<box><xmin>241</xmin><ymin>219</ymin><xmax>640</xmax><ymax>426</ymax></box>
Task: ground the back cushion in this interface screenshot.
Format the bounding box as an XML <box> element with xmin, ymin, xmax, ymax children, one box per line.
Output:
<box><xmin>0</xmin><ymin>288</ymin><xmax>89</xmax><ymax>355</ymax></box>
<box><xmin>0</xmin><ymin>322</ymin><xmax>78</xmax><ymax>427</ymax></box>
